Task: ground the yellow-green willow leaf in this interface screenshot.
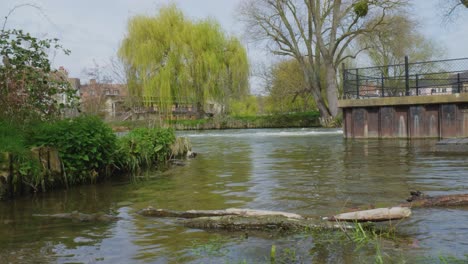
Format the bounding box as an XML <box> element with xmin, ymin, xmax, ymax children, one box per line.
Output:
<box><xmin>118</xmin><ymin>4</ymin><xmax>249</xmax><ymax>116</ymax></box>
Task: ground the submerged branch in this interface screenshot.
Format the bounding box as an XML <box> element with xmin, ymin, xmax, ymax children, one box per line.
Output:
<box><xmin>401</xmin><ymin>192</ymin><xmax>468</xmax><ymax>208</ymax></box>
<box><xmin>181</xmin><ymin>215</ymin><xmax>352</xmax><ymax>231</ymax></box>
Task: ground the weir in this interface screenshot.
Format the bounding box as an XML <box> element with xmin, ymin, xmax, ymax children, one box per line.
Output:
<box><xmin>340</xmin><ymin>57</ymin><xmax>468</xmax><ymax>139</ymax></box>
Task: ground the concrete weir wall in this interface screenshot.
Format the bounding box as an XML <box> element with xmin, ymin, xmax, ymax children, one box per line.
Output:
<box><xmin>339</xmin><ymin>94</ymin><xmax>468</xmax><ymax>139</ymax></box>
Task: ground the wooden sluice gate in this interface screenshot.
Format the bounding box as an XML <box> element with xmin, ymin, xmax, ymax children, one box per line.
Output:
<box><xmin>339</xmin><ymin>94</ymin><xmax>468</xmax><ymax>139</ymax></box>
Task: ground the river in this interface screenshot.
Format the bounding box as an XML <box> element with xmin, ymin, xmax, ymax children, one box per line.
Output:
<box><xmin>1</xmin><ymin>128</ymin><xmax>468</xmax><ymax>263</ymax></box>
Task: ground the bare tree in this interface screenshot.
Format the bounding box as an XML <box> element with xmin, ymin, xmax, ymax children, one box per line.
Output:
<box><xmin>358</xmin><ymin>14</ymin><xmax>445</xmax><ymax>70</ymax></box>
<box><xmin>442</xmin><ymin>0</ymin><xmax>467</xmax><ymax>21</ymax></box>
<box><xmin>239</xmin><ymin>0</ymin><xmax>405</xmax><ymax>120</ymax></box>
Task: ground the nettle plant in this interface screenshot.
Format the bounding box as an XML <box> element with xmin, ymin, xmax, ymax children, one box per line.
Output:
<box><xmin>0</xmin><ymin>29</ymin><xmax>78</xmax><ymax>122</ymax></box>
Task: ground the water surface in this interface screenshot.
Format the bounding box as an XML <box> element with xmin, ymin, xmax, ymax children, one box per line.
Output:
<box><xmin>1</xmin><ymin>128</ymin><xmax>468</xmax><ymax>263</ymax></box>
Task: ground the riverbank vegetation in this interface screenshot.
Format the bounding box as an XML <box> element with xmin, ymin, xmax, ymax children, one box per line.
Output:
<box><xmin>115</xmin><ymin>127</ymin><xmax>175</xmax><ymax>173</ymax></box>
<box><xmin>0</xmin><ymin>115</ymin><xmax>177</xmax><ymax>197</ymax></box>
<box><xmin>0</xmin><ymin>116</ymin><xmax>178</xmax><ymax>200</ymax></box>
<box><xmin>110</xmin><ymin>111</ymin><xmax>321</xmax><ymax>131</ymax></box>
<box><xmin>0</xmin><ymin>26</ymin><xmax>186</xmax><ymax>200</ymax></box>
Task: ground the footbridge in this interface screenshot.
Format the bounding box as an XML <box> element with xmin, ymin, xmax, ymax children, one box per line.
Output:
<box><xmin>339</xmin><ymin>57</ymin><xmax>468</xmax><ymax>139</ymax></box>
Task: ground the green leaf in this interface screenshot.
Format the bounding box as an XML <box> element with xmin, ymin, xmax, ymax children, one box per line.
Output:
<box><xmin>154</xmin><ymin>145</ymin><xmax>163</xmax><ymax>152</ymax></box>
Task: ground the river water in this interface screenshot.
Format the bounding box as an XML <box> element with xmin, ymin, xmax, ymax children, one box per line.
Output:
<box><xmin>1</xmin><ymin>128</ymin><xmax>468</xmax><ymax>263</ymax></box>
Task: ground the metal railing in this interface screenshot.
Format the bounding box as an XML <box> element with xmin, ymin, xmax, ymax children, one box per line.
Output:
<box><xmin>343</xmin><ymin>57</ymin><xmax>468</xmax><ymax>99</ymax></box>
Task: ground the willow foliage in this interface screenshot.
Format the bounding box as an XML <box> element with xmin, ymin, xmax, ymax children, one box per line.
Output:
<box><xmin>119</xmin><ymin>5</ymin><xmax>249</xmax><ymax>114</ymax></box>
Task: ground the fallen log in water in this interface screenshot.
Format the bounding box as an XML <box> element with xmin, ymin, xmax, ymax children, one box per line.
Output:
<box><xmin>328</xmin><ymin>207</ymin><xmax>412</xmax><ymax>223</ymax></box>
<box><xmin>401</xmin><ymin>192</ymin><xmax>468</xmax><ymax>208</ymax></box>
<box><xmin>181</xmin><ymin>215</ymin><xmax>352</xmax><ymax>231</ymax></box>
<box><xmin>138</xmin><ymin>207</ymin><xmax>398</xmax><ymax>231</ymax></box>
<box><xmin>136</xmin><ymin>191</ymin><xmax>468</xmax><ymax>233</ymax></box>
<box><xmin>138</xmin><ymin>207</ymin><xmax>304</xmax><ymax>219</ymax></box>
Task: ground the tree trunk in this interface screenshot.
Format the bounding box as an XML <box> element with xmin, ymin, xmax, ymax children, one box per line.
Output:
<box><xmin>311</xmin><ymin>87</ymin><xmax>332</xmax><ymax>119</ymax></box>
<box><xmin>325</xmin><ymin>61</ymin><xmax>339</xmax><ymax>117</ymax></box>
<box><xmin>300</xmin><ymin>63</ymin><xmax>331</xmax><ymax>119</ymax></box>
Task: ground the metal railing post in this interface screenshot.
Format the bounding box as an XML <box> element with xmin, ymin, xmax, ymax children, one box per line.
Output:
<box><xmin>342</xmin><ymin>63</ymin><xmax>347</xmax><ymax>98</ymax></box>
<box><xmin>405</xmin><ymin>56</ymin><xmax>410</xmax><ymax>96</ymax></box>
<box><xmin>356</xmin><ymin>68</ymin><xmax>360</xmax><ymax>99</ymax></box>
<box><xmin>458</xmin><ymin>73</ymin><xmax>462</xmax><ymax>93</ymax></box>
<box><xmin>416</xmin><ymin>74</ymin><xmax>419</xmax><ymax>96</ymax></box>
<box><xmin>381</xmin><ymin>73</ymin><xmax>385</xmax><ymax>97</ymax></box>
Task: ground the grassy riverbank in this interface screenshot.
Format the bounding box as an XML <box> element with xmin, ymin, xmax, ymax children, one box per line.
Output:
<box><xmin>0</xmin><ymin>116</ymin><xmax>178</xmax><ymax>200</ymax></box>
<box><xmin>110</xmin><ymin>111</ymin><xmax>321</xmax><ymax>131</ymax></box>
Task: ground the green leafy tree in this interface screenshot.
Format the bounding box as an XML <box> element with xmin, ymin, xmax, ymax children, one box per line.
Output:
<box><xmin>0</xmin><ymin>29</ymin><xmax>77</xmax><ymax>123</ymax></box>
<box><xmin>119</xmin><ymin>5</ymin><xmax>249</xmax><ymax>117</ymax></box>
<box><xmin>229</xmin><ymin>95</ymin><xmax>259</xmax><ymax>116</ymax></box>
<box><xmin>264</xmin><ymin>59</ymin><xmax>317</xmax><ymax>114</ymax></box>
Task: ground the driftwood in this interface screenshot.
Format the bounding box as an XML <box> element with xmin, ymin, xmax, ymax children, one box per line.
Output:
<box><xmin>401</xmin><ymin>191</ymin><xmax>468</xmax><ymax>208</ymax></box>
<box><xmin>33</xmin><ymin>211</ymin><xmax>119</xmax><ymax>222</ymax></box>
<box><xmin>135</xmin><ymin>191</ymin><xmax>468</xmax><ymax>233</ymax></box>
<box><xmin>329</xmin><ymin>207</ymin><xmax>411</xmax><ymax>222</ymax></box>
<box><xmin>138</xmin><ymin>207</ymin><xmax>304</xmax><ymax>219</ymax></box>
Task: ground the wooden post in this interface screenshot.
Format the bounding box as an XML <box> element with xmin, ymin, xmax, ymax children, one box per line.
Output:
<box><xmin>7</xmin><ymin>153</ymin><xmax>14</xmax><ymax>199</ymax></box>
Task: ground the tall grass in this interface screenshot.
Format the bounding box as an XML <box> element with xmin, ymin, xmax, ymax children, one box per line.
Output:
<box><xmin>114</xmin><ymin>127</ymin><xmax>175</xmax><ymax>173</ymax></box>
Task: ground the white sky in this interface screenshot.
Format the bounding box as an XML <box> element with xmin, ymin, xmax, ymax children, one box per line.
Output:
<box><xmin>1</xmin><ymin>0</ymin><xmax>467</xmax><ymax>92</ymax></box>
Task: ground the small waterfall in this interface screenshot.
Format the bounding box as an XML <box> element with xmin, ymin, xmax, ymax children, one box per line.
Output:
<box><xmin>398</xmin><ymin>116</ymin><xmax>406</xmax><ymax>137</ymax></box>
<box><xmin>413</xmin><ymin>115</ymin><xmax>420</xmax><ymax>137</ymax></box>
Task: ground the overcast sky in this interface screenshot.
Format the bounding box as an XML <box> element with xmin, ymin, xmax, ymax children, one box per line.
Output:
<box><xmin>1</xmin><ymin>0</ymin><xmax>467</xmax><ymax>91</ymax></box>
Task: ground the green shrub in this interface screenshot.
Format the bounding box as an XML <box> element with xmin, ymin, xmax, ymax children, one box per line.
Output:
<box><xmin>0</xmin><ymin>120</ymin><xmax>45</xmax><ymax>197</ymax></box>
<box><xmin>115</xmin><ymin>127</ymin><xmax>175</xmax><ymax>172</ymax></box>
<box><xmin>0</xmin><ymin>120</ymin><xmax>27</xmax><ymax>155</ymax></box>
<box><xmin>230</xmin><ymin>96</ymin><xmax>258</xmax><ymax>116</ymax></box>
<box><xmin>32</xmin><ymin>116</ymin><xmax>117</xmax><ymax>185</ymax></box>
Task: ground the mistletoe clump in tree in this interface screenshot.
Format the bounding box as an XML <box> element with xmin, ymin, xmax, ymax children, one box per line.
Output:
<box><xmin>0</xmin><ymin>29</ymin><xmax>77</xmax><ymax>123</ymax></box>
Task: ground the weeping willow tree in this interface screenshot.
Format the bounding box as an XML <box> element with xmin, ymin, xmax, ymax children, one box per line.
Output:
<box><xmin>119</xmin><ymin>5</ymin><xmax>249</xmax><ymax>117</ymax></box>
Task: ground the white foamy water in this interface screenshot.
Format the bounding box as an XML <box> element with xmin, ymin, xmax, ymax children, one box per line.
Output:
<box><xmin>180</xmin><ymin>128</ymin><xmax>343</xmax><ymax>138</ymax></box>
